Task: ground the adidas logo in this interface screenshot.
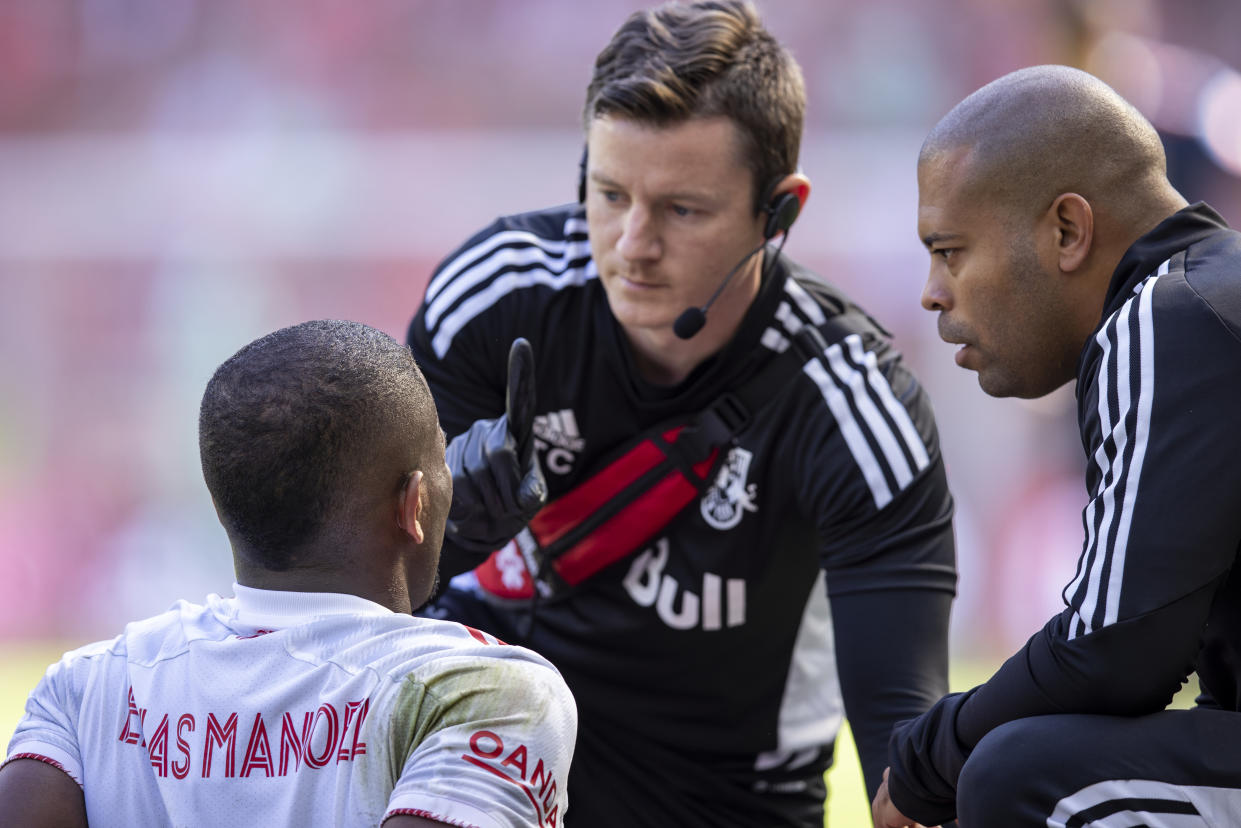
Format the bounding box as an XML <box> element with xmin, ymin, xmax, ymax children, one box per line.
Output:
<box><xmin>533</xmin><ymin>409</ymin><xmax>584</xmax><ymax>475</ymax></box>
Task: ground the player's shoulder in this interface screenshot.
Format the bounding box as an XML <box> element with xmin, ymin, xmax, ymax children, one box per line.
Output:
<box><xmin>354</xmin><ymin>618</ymin><xmax>576</xmax><ymax>727</ymax></box>
<box><xmin>42</xmin><ymin>635</ymin><xmax>124</xmax><ymax>681</ymax></box>
<box><xmin>1172</xmin><ymin>225</ymin><xmax>1241</xmax><ymax>342</ymax></box>
<box><xmin>490</xmin><ymin>202</ymin><xmax>588</xmax><ymax>243</ymax></box>
<box><xmin>336</xmin><ymin>614</ymin><xmax>566</xmax><ymax>685</ymax></box>
<box><xmin>426</xmin><ymin>202</ymin><xmax>590</xmax><ymax>296</ymax></box>
<box><xmin>773</xmin><ymin>259</ymin><xmax>893</xmax><ymax>347</ymax></box>
<box><xmin>414</xmin><ymin>203</ymin><xmax>595</xmax><ymax>359</ymax></box>
<box><xmin>118</xmin><ymin>597</ymin><xmax>239</xmax><ymax>667</ymax></box>
<box><xmin>761</xmin><ymin>260</ymin><xmax>943</xmax><ymax>500</ymax></box>
<box><xmin>49</xmin><ymin>598</ymin><xmax>220</xmax><ymax>672</ymax></box>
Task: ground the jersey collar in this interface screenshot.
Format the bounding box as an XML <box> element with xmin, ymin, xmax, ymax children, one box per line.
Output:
<box><xmin>1104</xmin><ymin>202</ymin><xmax>1229</xmax><ymax>314</ymax></box>
<box><xmin>223</xmin><ymin>583</ymin><xmax>397</xmax><ymax>629</ymax></box>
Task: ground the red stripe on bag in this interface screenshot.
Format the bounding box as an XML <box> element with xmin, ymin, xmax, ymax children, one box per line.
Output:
<box><xmin>552</xmin><ymin>470</ymin><xmax>700</xmax><ymax>584</ymax></box>
<box><xmin>472</xmin><ymin>424</ymin><xmax>723</xmax><ymax>598</ymax></box>
<box><xmin>528</xmin><ymin>439</ymin><xmax>666</xmax><ymax>546</ymax></box>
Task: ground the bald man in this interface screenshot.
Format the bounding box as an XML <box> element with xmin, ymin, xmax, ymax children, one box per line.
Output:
<box><xmin>873</xmin><ymin>66</ymin><xmax>1241</xmax><ymax>828</ymax></box>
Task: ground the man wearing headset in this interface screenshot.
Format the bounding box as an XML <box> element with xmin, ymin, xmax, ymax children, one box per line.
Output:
<box><xmin>407</xmin><ymin>2</ymin><xmax>956</xmax><ymax>825</ymax></box>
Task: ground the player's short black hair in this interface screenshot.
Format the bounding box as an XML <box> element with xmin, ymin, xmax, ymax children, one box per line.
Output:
<box><xmin>198</xmin><ymin>319</ymin><xmax>438</xmax><ymax>571</ymax></box>
<box><xmin>584</xmin><ymin>0</ymin><xmax>805</xmax><ymax>211</ymax></box>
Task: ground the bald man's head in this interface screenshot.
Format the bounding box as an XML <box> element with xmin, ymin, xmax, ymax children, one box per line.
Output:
<box><xmin>920</xmin><ymin>65</ymin><xmax>1171</xmax><ymax>228</ymax></box>
<box><xmin>916</xmin><ymin>66</ymin><xmax>1190</xmax><ymax>400</ymax></box>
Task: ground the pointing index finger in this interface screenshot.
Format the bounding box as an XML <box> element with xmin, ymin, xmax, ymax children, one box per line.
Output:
<box><xmin>505</xmin><ymin>337</ymin><xmax>536</xmax><ymax>466</ymax></box>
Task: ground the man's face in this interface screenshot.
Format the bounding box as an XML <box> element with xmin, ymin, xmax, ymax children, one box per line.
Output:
<box><xmin>918</xmin><ymin>149</ymin><xmax>1077</xmax><ymax>399</ymax></box>
<box><xmin>584</xmin><ymin>115</ymin><xmax>767</xmax><ymax>335</ymax></box>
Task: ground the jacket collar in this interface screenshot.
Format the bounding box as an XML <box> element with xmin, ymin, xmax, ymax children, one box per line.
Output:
<box><xmin>1102</xmin><ymin>202</ymin><xmax>1229</xmax><ymax>315</ymax></box>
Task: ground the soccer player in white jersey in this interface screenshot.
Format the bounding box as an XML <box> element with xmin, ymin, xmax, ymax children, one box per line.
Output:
<box><xmin>0</xmin><ymin>320</ymin><xmax>577</xmax><ymax>828</ymax></box>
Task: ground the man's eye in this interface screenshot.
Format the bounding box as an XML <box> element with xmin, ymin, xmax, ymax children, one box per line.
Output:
<box><xmin>933</xmin><ymin>248</ymin><xmax>957</xmax><ymax>261</ymax></box>
<box><xmin>670</xmin><ymin>204</ymin><xmax>693</xmax><ymax>217</ymax></box>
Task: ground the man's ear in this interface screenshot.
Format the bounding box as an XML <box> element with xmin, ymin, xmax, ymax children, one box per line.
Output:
<box><xmin>396</xmin><ymin>470</ymin><xmax>425</xmax><ymax>545</ymax></box>
<box><xmin>773</xmin><ymin>172</ymin><xmax>811</xmax><ymax>214</ymax></box>
<box><xmin>1048</xmin><ymin>193</ymin><xmax>1093</xmax><ymax>273</ymax></box>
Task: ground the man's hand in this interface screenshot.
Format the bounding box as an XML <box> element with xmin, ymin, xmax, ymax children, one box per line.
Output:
<box><xmin>873</xmin><ymin>767</ymin><xmax>935</xmax><ymax>828</ymax></box>
<box><xmin>444</xmin><ymin>338</ymin><xmax>547</xmax><ymax>556</ymax></box>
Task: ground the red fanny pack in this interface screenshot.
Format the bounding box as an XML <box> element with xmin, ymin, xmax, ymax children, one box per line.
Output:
<box><xmin>474</xmin><ymin>424</ymin><xmax>724</xmax><ymax>601</ymax></box>
<box><xmin>471</xmin><ymin>322</ymin><xmax>838</xmax><ymax>602</ymax></box>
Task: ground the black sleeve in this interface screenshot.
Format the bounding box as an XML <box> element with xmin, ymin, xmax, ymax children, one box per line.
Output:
<box><xmin>792</xmin><ymin>336</ymin><xmax>957</xmax><ymax>800</ymax></box>
<box><xmin>831</xmin><ymin>586</ymin><xmax>952</xmax><ymax>800</ymax></box>
<box><xmin>885</xmin><ymin>580</ymin><xmax>1218</xmax><ymax>826</ymax></box>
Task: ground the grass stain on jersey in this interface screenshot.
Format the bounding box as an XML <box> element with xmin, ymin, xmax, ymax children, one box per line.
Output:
<box><xmin>385</xmin><ymin>659</ymin><xmax>553</xmax><ymax>782</ymax></box>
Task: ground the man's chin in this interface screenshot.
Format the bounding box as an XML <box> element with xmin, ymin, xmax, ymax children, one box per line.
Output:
<box><xmin>976</xmin><ymin>370</ymin><xmax>1066</xmax><ymax>400</ymax></box>
<box><xmin>975</xmin><ymin>368</ymin><xmax>1019</xmax><ymax>399</ymax></box>
<box><xmin>611</xmin><ymin>310</ymin><xmax>679</xmax><ymax>339</ymax></box>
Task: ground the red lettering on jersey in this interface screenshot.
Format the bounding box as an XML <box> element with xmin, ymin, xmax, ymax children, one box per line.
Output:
<box><xmin>349</xmin><ymin>698</ymin><xmax>369</xmax><ymax>759</ymax></box>
<box><xmin>530</xmin><ymin>758</ymin><xmax>552</xmax><ymax>797</ymax></box>
<box><xmin>463</xmin><ymin>625</ymin><xmax>507</xmax><ymax>646</ymax></box>
<box><xmin>460</xmin><ymin>730</ymin><xmax>563</xmax><ymax>825</ymax></box>
<box><xmin>118</xmin><ymin>687</ymin><xmax>145</xmax><ymax>746</ymax></box>
<box><xmin>461</xmin><ymin>750</ymin><xmax>557</xmax><ymax>828</ymax></box>
<box><xmin>337</xmin><ymin>701</ymin><xmax>362</xmax><ymax>762</ymax></box>
<box><xmin>172</xmin><ymin>714</ymin><xmax>194</xmax><ymax>779</ymax></box>
<box><xmin>469</xmin><ymin>730</ymin><xmax>503</xmax><ymax>758</ymax></box>
<box><xmin>203</xmin><ymin>712</ymin><xmax>238</xmax><ymax>778</ymax></box>
<box><xmin>235</xmin><ymin>629</ymin><xmax>274</xmax><ymax>640</ymax></box>
<box><xmin>303</xmin><ymin>704</ymin><xmax>338</xmax><ymax>769</ymax></box>
<box><xmin>241</xmin><ymin>712</ymin><xmax>274</xmax><ymax>778</ymax></box>
<box><xmin>146</xmin><ymin>714</ymin><xmax>170</xmax><ymax>777</ymax></box>
<box><xmin>540</xmin><ymin>778</ymin><xmax>558</xmax><ymax>811</ymax></box>
<box><xmin>279</xmin><ymin>712</ymin><xmax>310</xmax><ymax>776</ymax></box>
<box><xmin>501</xmin><ymin>744</ymin><xmax>529</xmax><ymax>779</ymax></box>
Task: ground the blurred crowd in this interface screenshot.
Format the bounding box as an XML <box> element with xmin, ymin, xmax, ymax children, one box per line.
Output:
<box><xmin>0</xmin><ymin>0</ymin><xmax>1238</xmax><ymax>654</ymax></box>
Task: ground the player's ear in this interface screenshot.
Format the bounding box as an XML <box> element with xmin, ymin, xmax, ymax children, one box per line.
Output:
<box><xmin>1049</xmin><ymin>192</ymin><xmax>1093</xmax><ymax>273</ymax></box>
<box><xmin>396</xmin><ymin>470</ymin><xmax>425</xmax><ymax>545</ymax></box>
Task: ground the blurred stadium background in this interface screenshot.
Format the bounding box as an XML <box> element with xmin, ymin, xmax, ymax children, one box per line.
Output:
<box><xmin>0</xmin><ymin>1</ymin><xmax>1237</xmax><ymax>823</ymax></box>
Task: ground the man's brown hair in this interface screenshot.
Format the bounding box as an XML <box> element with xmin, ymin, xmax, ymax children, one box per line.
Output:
<box><xmin>584</xmin><ymin>0</ymin><xmax>805</xmax><ymax>210</ymax></box>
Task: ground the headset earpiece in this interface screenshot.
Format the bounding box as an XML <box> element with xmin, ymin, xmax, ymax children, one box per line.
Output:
<box><xmin>762</xmin><ymin>192</ymin><xmax>800</xmax><ymax>240</ymax></box>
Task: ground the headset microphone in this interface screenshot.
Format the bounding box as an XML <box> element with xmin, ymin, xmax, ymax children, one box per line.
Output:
<box><xmin>673</xmin><ymin>191</ymin><xmax>801</xmax><ymax>341</ymax></box>
<box><xmin>672</xmin><ymin>307</ymin><xmax>708</xmax><ymax>340</ymax></box>
<box><xmin>673</xmin><ymin>238</ymin><xmax>767</xmax><ymax>339</ymax></box>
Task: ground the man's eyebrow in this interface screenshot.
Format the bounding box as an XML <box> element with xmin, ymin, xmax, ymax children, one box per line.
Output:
<box><xmin>590</xmin><ymin>171</ymin><xmax>713</xmax><ymax>204</ymax></box>
<box><xmin>921</xmin><ymin>231</ymin><xmax>963</xmax><ymax>248</ymax></box>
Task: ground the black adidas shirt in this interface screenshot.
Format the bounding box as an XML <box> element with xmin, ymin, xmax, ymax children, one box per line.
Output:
<box><xmin>886</xmin><ymin>204</ymin><xmax>1241</xmax><ymax>827</ymax></box>
<box><xmin>408</xmin><ymin>203</ymin><xmax>957</xmax><ymax>827</ymax></box>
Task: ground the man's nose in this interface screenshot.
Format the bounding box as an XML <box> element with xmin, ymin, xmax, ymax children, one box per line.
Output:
<box><xmin>921</xmin><ymin>270</ymin><xmax>951</xmax><ymax>312</ymax></box>
<box><xmin>616</xmin><ymin>205</ymin><xmax>661</xmax><ymax>261</ymax></box>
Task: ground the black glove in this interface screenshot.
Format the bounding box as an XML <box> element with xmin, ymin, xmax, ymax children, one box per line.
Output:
<box><xmin>444</xmin><ymin>338</ymin><xmax>547</xmax><ymax>556</ymax></box>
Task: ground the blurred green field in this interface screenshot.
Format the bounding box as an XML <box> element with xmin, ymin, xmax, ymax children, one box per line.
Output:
<box><xmin>0</xmin><ymin>646</ymin><xmax>1198</xmax><ymax>827</ymax></box>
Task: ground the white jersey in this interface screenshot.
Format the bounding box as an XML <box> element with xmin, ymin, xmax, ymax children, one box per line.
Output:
<box><xmin>5</xmin><ymin>585</ymin><xmax>577</xmax><ymax>828</ymax></box>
